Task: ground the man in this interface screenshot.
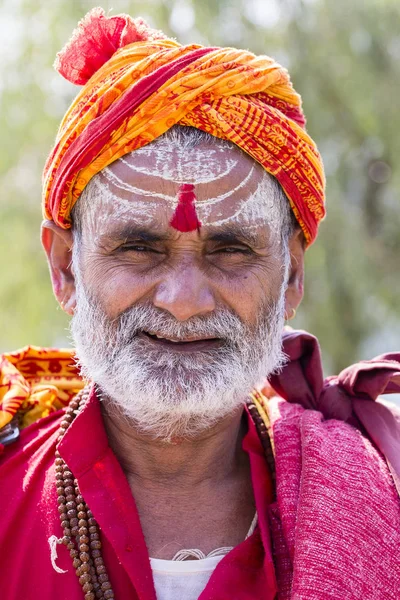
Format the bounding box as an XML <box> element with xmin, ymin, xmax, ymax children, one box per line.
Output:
<box><xmin>0</xmin><ymin>7</ymin><xmax>399</xmax><ymax>600</ymax></box>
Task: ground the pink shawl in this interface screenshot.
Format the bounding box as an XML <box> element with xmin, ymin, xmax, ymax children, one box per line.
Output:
<box><xmin>266</xmin><ymin>329</ymin><xmax>400</xmax><ymax>599</ymax></box>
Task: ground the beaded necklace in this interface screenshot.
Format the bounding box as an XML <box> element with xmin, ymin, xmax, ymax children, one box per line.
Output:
<box><xmin>55</xmin><ymin>387</ymin><xmax>275</xmax><ymax>599</ymax></box>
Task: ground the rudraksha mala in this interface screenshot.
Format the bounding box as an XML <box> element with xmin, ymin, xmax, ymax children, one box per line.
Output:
<box><xmin>247</xmin><ymin>392</ymin><xmax>276</xmax><ymax>500</ymax></box>
<box><xmin>54</xmin><ymin>387</ymin><xmax>275</xmax><ymax>599</ymax></box>
<box><xmin>55</xmin><ymin>386</ymin><xmax>114</xmax><ymax>600</ymax></box>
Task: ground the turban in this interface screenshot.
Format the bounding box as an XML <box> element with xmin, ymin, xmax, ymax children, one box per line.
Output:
<box><xmin>42</xmin><ymin>7</ymin><xmax>326</xmax><ymax>245</ymax></box>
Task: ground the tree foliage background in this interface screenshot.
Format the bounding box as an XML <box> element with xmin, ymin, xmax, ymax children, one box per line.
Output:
<box><xmin>1</xmin><ymin>0</ymin><xmax>399</xmax><ymax>375</ymax></box>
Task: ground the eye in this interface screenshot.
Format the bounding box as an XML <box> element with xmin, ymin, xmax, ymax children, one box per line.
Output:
<box><xmin>213</xmin><ymin>246</ymin><xmax>253</xmax><ymax>255</ymax></box>
<box><xmin>119</xmin><ymin>244</ymin><xmax>157</xmax><ymax>253</ymax></box>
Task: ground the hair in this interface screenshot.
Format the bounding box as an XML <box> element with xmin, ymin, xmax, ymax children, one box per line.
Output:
<box><xmin>71</xmin><ymin>125</ymin><xmax>299</xmax><ymax>264</ymax></box>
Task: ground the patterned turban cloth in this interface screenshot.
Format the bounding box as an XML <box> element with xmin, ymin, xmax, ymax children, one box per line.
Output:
<box><xmin>43</xmin><ymin>7</ymin><xmax>326</xmax><ymax>245</ymax></box>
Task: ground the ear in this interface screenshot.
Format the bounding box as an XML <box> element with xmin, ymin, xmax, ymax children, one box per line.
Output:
<box><xmin>284</xmin><ymin>227</ymin><xmax>305</xmax><ymax>319</ymax></box>
<box><xmin>41</xmin><ymin>220</ymin><xmax>76</xmax><ymax>315</ymax></box>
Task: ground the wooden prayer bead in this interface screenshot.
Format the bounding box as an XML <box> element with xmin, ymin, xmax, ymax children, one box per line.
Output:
<box><xmin>80</xmin><ymin>552</ymin><xmax>90</xmax><ymax>563</ymax></box>
<box><xmin>90</xmin><ymin>540</ymin><xmax>102</xmax><ymax>550</ymax></box>
<box><xmin>96</xmin><ymin>565</ymin><xmax>106</xmax><ymax>575</ymax></box>
<box><xmin>101</xmin><ymin>581</ymin><xmax>112</xmax><ymax>591</ymax></box>
<box><xmin>55</xmin><ymin>387</ymin><xmax>114</xmax><ymax>600</ymax></box>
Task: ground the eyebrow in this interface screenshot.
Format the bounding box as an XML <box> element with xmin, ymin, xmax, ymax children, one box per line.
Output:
<box><xmin>100</xmin><ymin>224</ymin><xmax>171</xmax><ymax>245</ymax></box>
<box><xmin>205</xmin><ymin>225</ymin><xmax>262</xmax><ymax>247</ymax></box>
<box><xmin>101</xmin><ymin>222</ymin><xmax>265</xmax><ymax>247</ymax></box>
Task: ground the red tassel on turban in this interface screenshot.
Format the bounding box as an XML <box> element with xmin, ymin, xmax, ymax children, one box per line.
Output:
<box><xmin>43</xmin><ymin>7</ymin><xmax>326</xmax><ymax>245</ymax></box>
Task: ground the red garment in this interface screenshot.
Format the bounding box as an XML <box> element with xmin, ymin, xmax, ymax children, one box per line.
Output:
<box><xmin>0</xmin><ymin>388</ymin><xmax>277</xmax><ymax>600</ymax></box>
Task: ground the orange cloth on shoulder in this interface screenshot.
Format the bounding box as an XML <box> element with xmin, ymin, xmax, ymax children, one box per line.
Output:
<box><xmin>0</xmin><ymin>347</ymin><xmax>84</xmax><ymax>430</ymax></box>
<box><xmin>43</xmin><ymin>7</ymin><xmax>325</xmax><ymax>245</ymax></box>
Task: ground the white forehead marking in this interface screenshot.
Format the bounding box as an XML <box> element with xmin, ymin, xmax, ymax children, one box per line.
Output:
<box><xmin>84</xmin><ymin>138</ymin><xmax>284</xmax><ymax>238</ymax></box>
<box><xmin>196</xmin><ymin>174</ymin><xmax>283</xmax><ymax>240</ymax></box>
<box><xmin>89</xmin><ymin>171</ymin><xmax>282</xmax><ymax>242</ymax></box>
<box><xmin>89</xmin><ymin>177</ymin><xmax>157</xmax><ymax>226</ymax></box>
<box><xmin>119</xmin><ymin>138</ymin><xmax>239</xmax><ymax>184</ymax></box>
<box><xmin>101</xmin><ymin>162</ymin><xmax>256</xmax><ymax>207</ymax></box>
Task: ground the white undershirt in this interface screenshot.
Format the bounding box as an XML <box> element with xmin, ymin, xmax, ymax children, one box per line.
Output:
<box><xmin>150</xmin><ymin>554</ymin><xmax>224</xmax><ymax>600</ymax></box>
<box><xmin>150</xmin><ymin>513</ymin><xmax>258</xmax><ymax>600</ymax></box>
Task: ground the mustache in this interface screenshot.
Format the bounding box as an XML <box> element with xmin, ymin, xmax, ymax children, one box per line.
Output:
<box><xmin>112</xmin><ymin>303</ymin><xmax>248</xmax><ymax>345</ymax></box>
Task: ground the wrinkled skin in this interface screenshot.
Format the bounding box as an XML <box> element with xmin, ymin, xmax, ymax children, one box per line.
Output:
<box><xmin>42</xmin><ymin>140</ymin><xmax>305</xmax><ymax>559</ymax></box>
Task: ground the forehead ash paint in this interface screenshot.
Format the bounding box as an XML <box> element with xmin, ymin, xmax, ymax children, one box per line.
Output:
<box><xmin>82</xmin><ymin>137</ymin><xmax>285</xmax><ymax>240</ymax></box>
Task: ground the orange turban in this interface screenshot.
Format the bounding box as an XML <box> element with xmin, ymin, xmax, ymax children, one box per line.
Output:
<box><xmin>42</xmin><ymin>7</ymin><xmax>326</xmax><ymax>245</ymax></box>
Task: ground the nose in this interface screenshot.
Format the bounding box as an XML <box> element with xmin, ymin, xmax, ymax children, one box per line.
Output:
<box><xmin>153</xmin><ymin>264</ymin><xmax>216</xmax><ymax>321</ymax></box>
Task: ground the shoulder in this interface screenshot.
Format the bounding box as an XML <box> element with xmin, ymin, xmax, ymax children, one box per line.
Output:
<box><xmin>0</xmin><ymin>344</ymin><xmax>83</xmax><ymax>518</ymax></box>
<box><xmin>268</xmin><ymin>396</ymin><xmax>400</xmax><ymax>596</ymax></box>
<box><xmin>269</xmin><ymin>396</ymin><xmax>400</xmax><ymax>511</ymax></box>
<box><xmin>0</xmin><ymin>411</ymin><xmax>64</xmax><ymax>508</ymax></box>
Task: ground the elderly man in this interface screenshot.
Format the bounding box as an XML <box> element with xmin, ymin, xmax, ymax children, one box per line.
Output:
<box><xmin>0</xmin><ymin>7</ymin><xmax>399</xmax><ymax>600</ymax></box>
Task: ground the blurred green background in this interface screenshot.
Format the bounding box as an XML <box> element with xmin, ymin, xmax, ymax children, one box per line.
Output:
<box><xmin>1</xmin><ymin>0</ymin><xmax>399</xmax><ymax>375</ymax></box>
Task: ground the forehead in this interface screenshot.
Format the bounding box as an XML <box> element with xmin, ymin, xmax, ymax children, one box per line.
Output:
<box><xmin>84</xmin><ymin>137</ymin><xmax>281</xmax><ymax>236</ymax></box>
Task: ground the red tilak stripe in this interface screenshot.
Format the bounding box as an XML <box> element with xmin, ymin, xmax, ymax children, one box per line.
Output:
<box><xmin>170</xmin><ymin>184</ymin><xmax>201</xmax><ymax>232</ymax></box>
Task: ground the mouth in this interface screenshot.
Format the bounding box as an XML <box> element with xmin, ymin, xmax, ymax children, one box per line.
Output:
<box><xmin>139</xmin><ymin>331</ymin><xmax>223</xmax><ymax>352</ymax></box>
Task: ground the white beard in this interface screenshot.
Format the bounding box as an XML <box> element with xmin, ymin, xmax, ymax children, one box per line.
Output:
<box><xmin>70</xmin><ymin>267</ymin><xmax>287</xmax><ymax>441</ymax></box>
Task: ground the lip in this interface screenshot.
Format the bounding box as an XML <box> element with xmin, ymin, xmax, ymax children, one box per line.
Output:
<box><xmin>139</xmin><ymin>331</ymin><xmax>222</xmax><ymax>352</ymax></box>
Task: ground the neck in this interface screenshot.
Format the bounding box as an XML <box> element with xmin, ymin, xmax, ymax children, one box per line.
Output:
<box><xmin>100</xmin><ymin>397</ymin><xmax>256</xmax><ymax>559</ymax></box>
<box><xmin>101</xmin><ymin>400</ymin><xmax>247</xmax><ymax>489</ymax></box>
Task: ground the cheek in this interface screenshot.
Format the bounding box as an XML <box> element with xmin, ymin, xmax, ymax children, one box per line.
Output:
<box><xmin>82</xmin><ymin>258</ymin><xmax>153</xmax><ymax>318</ymax></box>
<box><xmin>215</xmin><ymin>264</ymin><xmax>282</xmax><ymax>324</ymax></box>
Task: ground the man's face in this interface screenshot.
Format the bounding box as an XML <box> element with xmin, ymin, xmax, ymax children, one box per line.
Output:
<box><xmin>74</xmin><ymin>138</ymin><xmax>287</xmax><ymax>323</ymax></box>
<box><xmin>67</xmin><ymin>138</ymin><xmax>294</xmax><ymax>440</ymax></box>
